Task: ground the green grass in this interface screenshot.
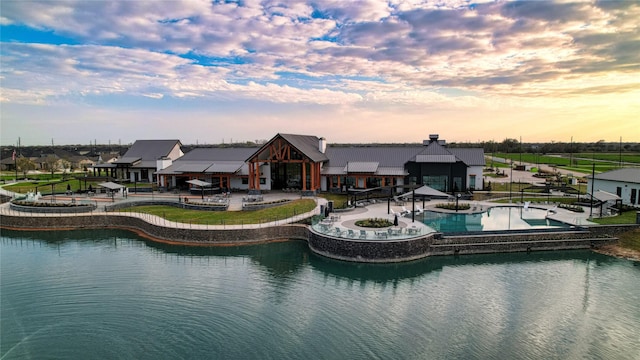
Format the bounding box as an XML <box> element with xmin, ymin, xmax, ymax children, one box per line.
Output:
<box><xmin>617</xmin><ymin>228</ymin><xmax>640</xmax><ymax>252</ymax></box>
<box><xmin>491</xmin><ymin>153</ymin><xmax>639</xmax><ymax>174</ymax></box>
<box><xmin>2</xmin><ymin>179</ymin><xmax>100</xmax><ymax>195</ymax></box>
<box><xmin>119</xmin><ymin>199</ymin><xmax>317</xmax><ymax>225</ymax></box>
<box><xmin>591</xmin><ymin>210</ymin><xmax>639</xmax><ymax>225</ymax></box>
<box><xmin>318</xmin><ymin>193</ymin><xmax>349</xmax><ymax>209</ymax></box>
<box><xmin>573</xmin><ymin>153</ymin><xmax>640</xmax><ymax>163</ymax></box>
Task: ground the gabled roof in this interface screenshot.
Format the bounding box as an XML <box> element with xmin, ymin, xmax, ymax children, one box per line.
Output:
<box><xmin>411</xmin><ymin>142</ymin><xmax>485</xmax><ymax>166</ymax></box>
<box><xmin>587</xmin><ymin>168</ymin><xmax>640</xmax><ymax>184</ymax></box>
<box><xmin>157</xmin><ymin>147</ymin><xmax>256</xmax><ymax>175</ymax></box>
<box><xmin>114</xmin><ymin>140</ymin><xmax>182</xmax><ymax>165</ymax></box>
<box><xmin>247</xmin><ymin>133</ymin><xmax>329</xmax><ymax>163</ymax></box>
<box><xmin>182</xmin><ymin>147</ymin><xmax>258</xmax><ymax>161</ymax></box>
<box><xmin>324</xmin><ymin>146</ymin><xmax>419</xmax><ymax>168</ymax></box>
<box><xmin>449</xmin><ymin>148</ymin><xmax>486</xmax><ymax>166</ymax></box>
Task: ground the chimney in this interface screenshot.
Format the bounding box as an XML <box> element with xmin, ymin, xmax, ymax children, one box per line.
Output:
<box><xmin>319</xmin><ymin>137</ymin><xmax>327</xmax><ymax>153</ymax></box>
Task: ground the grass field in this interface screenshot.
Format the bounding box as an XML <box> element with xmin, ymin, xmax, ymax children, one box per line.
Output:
<box><xmin>119</xmin><ymin>199</ymin><xmax>317</xmax><ymax>225</ymax></box>
<box><xmin>2</xmin><ymin>179</ymin><xmax>102</xmax><ymax>195</ymax></box>
<box><xmin>489</xmin><ymin>152</ymin><xmax>640</xmax><ymax>174</ymax></box>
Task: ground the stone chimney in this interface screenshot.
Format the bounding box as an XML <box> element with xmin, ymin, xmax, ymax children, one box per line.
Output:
<box><xmin>319</xmin><ymin>137</ymin><xmax>327</xmax><ymax>153</ymax></box>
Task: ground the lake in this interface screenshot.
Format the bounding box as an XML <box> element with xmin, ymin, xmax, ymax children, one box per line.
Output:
<box><xmin>1</xmin><ymin>229</ymin><xmax>639</xmax><ymax>360</ymax></box>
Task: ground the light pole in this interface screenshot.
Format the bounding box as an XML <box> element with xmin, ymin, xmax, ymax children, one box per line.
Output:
<box><xmin>456</xmin><ymin>193</ymin><xmax>461</xmax><ymax>212</ymax></box>
<box><xmin>509</xmin><ymin>160</ymin><xmax>514</xmax><ymax>203</ymax></box>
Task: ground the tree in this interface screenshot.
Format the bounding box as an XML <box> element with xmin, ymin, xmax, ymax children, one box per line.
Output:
<box><xmin>43</xmin><ymin>155</ymin><xmax>59</xmax><ymax>178</ymax></box>
<box><xmin>16</xmin><ymin>156</ymin><xmax>36</xmax><ymax>179</ymax></box>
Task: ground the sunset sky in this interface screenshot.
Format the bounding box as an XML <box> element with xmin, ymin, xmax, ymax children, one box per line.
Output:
<box><xmin>1</xmin><ymin>0</ymin><xmax>639</xmax><ymax>146</ymax></box>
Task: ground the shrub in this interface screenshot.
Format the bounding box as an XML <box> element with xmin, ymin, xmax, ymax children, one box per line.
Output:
<box><xmin>435</xmin><ymin>203</ymin><xmax>471</xmax><ymax>211</ymax></box>
<box><xmin>355</xmin><ymin>218</ymin><xmax>393</xmax><ymax>228</ymax></box>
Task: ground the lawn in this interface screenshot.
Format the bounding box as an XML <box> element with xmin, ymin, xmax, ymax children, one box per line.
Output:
<box><xmin>617</xmin><ymin>228</ymin><xmax>640</xmax><ymax>252</ymax></box>
<box><xmin>591</xmin><ymin>210</ymin><xmax>639</xmax><ymax>225</ymax></box>
<box><xmin>318</xmin><ymin>193</ymin><xmax>349</xmax><ymax>209</ymax></box>
<box><xmin>2</xmin><ymin>178</ymin><xmax>100</xmax><ymax>195</ymax></box>
<box><xmin>491</xmin><ymin>153</ymin><xmax>639</xmax><ymax>174</ymax></box>
<box><xmin>119</xmin><ymin>199</ymin><xmax>317</xmax><ymax>225</ymax></box>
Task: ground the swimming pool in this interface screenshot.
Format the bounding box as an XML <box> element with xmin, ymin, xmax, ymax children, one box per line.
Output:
<box><xmin>419</xmin><ymin>206</ymin><xmax>570</xmax><ymax>233</ymax></box>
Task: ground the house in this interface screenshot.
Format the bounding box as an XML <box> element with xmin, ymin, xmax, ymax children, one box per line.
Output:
<box><xmin>94</xmin><ymin>140</ymin><xmax>183</xmax><ymax>183</ymax></box>
<box><xmin>322</xmin><ymin>134</ymin><xmax>484</xmax><ymax>193</ymax></box>
<box><xmin>156</xmin><ymin>147</ymin><xmax>258</xmax><ymax>190</ymax></box>
<box><xmin>586</xmin><ymin>168</ymin><xmax>640</xmax><ymax>207</ymax></box>
<box><xmin>155</xmin><ymin>133</ymin><xmax>484</xmax><ymax>195</ymax></box>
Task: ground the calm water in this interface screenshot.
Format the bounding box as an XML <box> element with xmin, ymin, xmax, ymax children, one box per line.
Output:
<box><xmin>1</xmin><ymin>229</ymin><xmax>639</xmax><ymax>360</ymax></box>
<box><xmin>421</xmin><ymin>207</ymin><xmax>569</xmax><ymax>233</ymax></box>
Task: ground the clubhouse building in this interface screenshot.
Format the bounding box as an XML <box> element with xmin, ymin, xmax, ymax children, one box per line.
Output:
<box><xmin>96</xmin><ymin>133</ymin><xmax>485</xmax><ymax>195</ymax></box>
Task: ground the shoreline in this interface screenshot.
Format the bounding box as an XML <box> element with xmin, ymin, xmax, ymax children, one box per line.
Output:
<box><xmin>593</xmin><ymin>244</ymin><xmax>640</xmax><ymax>262</ymax></box>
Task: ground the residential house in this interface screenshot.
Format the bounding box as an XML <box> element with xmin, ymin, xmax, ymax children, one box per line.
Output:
<box><xmin>586</xmin><ymin>168</ymin><xmax>640</xmax><ymax>207</ymax></box>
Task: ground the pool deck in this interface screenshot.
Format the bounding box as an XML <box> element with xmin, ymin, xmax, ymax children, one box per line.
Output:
<box><xmin>323</xmin><ymin>199</ymin><xmax>597</xmax><ymax>235</ymax></box>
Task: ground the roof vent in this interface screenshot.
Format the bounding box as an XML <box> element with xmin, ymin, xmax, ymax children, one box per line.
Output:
<box><xmin>423</xmin><ymin>134</ymin><xmax>440</xmax><ymax>145</ymax></box>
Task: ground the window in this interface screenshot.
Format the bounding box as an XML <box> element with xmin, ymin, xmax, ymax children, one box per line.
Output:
<box><xmin>616</xmin><ymin>187</ymin><xmax>622</xmax><ymax>197</ymax></box>
<box><xmin>423</xmin><ymin>175</ymin><xmax>447</xmax><ymax>191</ymax></box>
<box><xmin>242</xmin><ymin>178</ymin><xmax>248</xmax><ymax>185</ymax></box>
<box><xmin>469</xmin><ymin>175</ymin><xmax>476</xmax><ymax>189</ymax></box>
<box><xmin>631</xmin><ymin>188</ymin><xmax>637</xmax><ymax>205</ymax></box>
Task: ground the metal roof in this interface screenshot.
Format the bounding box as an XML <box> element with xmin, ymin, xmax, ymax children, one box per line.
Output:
<box><xmin>324</xmin><ymin>147</ymin><xmax>419</xmax><ymax>168</ymax></box>
<box><xmin>280</xmin><ymin>133</ymin><xmax>329</xmax><ymax>162</ymax></box>
<box><xmin>114</xmin><ymin>156</ymin><xmax>141</xmax><ymax>165</ymax></box>
<box><xmin>206</xmin><ymin>161</ymin><xmax>245</xmax><ymax>173</ymax></box>
<box><xmin>115</xmin><ymin>140</ymin><xmax>181</xmax><ymax>164</ymax></box>
<box><xmin>591</xmin><ymin>189</ymin><xmax>621</xmax><ymax>202</ymax></box>
<box><xmin>181</xmin><ymin>147</ymin><xmax>258</xmax><ymax>161</ymax></box>
<box><xmin>416</xmin><ymin>154</ymin><xmax>456</xmax><ymax>163</ymax></box>
<box><xmin>587</xmin><ymin>168</ymin><xmax>640</xmax><ymax>184</ymax></box>
<box><xmin>167</xmin><ymin>162</ymin><xmax>212</xmax><ymax>173</ymax></box>
<box><xmin>345</xmin><ymin>162</ymin><xmax>379</xmax><ymax>173</ymax></box>
<box><xmin>324</xmin><ymin>145</ymin><xmax>485</xmax><ymax>168</ymax></box>
<box><xmin>449</xmin><ymin>148</ymin><xmax>486</xmax><ymax>166</ymax></box>
<box><xmin>417</xmin><ymin>141</ymin><xmax>453</xmax><ymax>156</ymax></box>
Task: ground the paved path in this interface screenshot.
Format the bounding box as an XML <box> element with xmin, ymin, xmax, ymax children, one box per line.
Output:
<box><xmin>2</xmin><ymin>182</ymin><xmax>598</xmax><ymax>234</ymax></box>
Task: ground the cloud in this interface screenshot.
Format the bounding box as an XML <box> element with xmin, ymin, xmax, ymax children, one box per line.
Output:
<box><xmin>0</xmin><ymin>0</ymin><xmax>638</xmax><ymax>145</ymax></box>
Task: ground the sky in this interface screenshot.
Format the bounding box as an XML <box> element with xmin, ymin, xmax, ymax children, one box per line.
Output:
<box><xmin>1</xmin><ymin>0</ymin><xmax>639</xmax><ymax>146</ymax></box>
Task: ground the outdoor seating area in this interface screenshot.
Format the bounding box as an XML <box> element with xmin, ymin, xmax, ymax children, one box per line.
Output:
<box><xmin>242</xmin><ymin>194</ymin><xmax>264</xmax><ymax>202</ymax></box>
<box><xmin>204</xmin><ymin>195</ymin><xmax>229</xmax><ymax>204</ymax></box>
<box><xmin>312</xmin><ymin>216</ymin><xmax>429</xmax><ymax>240</ymax></box>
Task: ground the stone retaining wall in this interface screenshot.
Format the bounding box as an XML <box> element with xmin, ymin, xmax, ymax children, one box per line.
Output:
<box><xmin>9</xmin><ymin>202</ymin><xmax>97</xmax><ymax>213</ymax></box>
<box><xmin>1</xmin><ymin>212</ymin><xmax>636</xmax><ymax>263</ymax></box>
<box><xmin>0</xmin><ymin>213</ymin><xmax>308</xmax><ymax>245</ymax></box>
<box><xmin>308</xmin><ymin>232</ymin><xmax>436</xmax><ymax>263</ymax></box>
<box><xmin>104</xmin><ymin>200</ymin><xmax>228</xmax><ymax>212</ymax></box>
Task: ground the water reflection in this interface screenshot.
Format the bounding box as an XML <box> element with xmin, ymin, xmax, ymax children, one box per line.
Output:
<box><xmin>1</xmin><ymin>228</ymin><xmax>617</xmax><ymax>283</ymax></box>
<box><xmin>2</xmin><ymin>228</ymin><xmax>639</xmax><ymax>360</ymax></box>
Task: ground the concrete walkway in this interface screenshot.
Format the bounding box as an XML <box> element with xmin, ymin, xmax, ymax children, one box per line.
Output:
<box><xmin>1</xmin><ymin>182</ymin><xmax>598</xmax><ymax>234</ymax></box>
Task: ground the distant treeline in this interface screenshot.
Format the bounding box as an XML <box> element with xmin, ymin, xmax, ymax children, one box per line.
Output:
<box><xmin>3</xmin><ymin>139</ymin><xmax>639</xmax><ymax>160</ymax></box>
<box><xmin>447</xmin><ymin>139</ymin><xmax>640</xmax><ymax>154</ymax></box>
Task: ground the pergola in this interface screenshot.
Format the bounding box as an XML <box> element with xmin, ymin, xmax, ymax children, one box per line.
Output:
<box><xmin>186</xmin><ymin>179</ymin><xmax>213</xmax><ymax>199</ymax></box>
<box><xmin>98</xmin><ymin>181</ymin><xmax>126</xmax><ymax>201</ymax></box>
